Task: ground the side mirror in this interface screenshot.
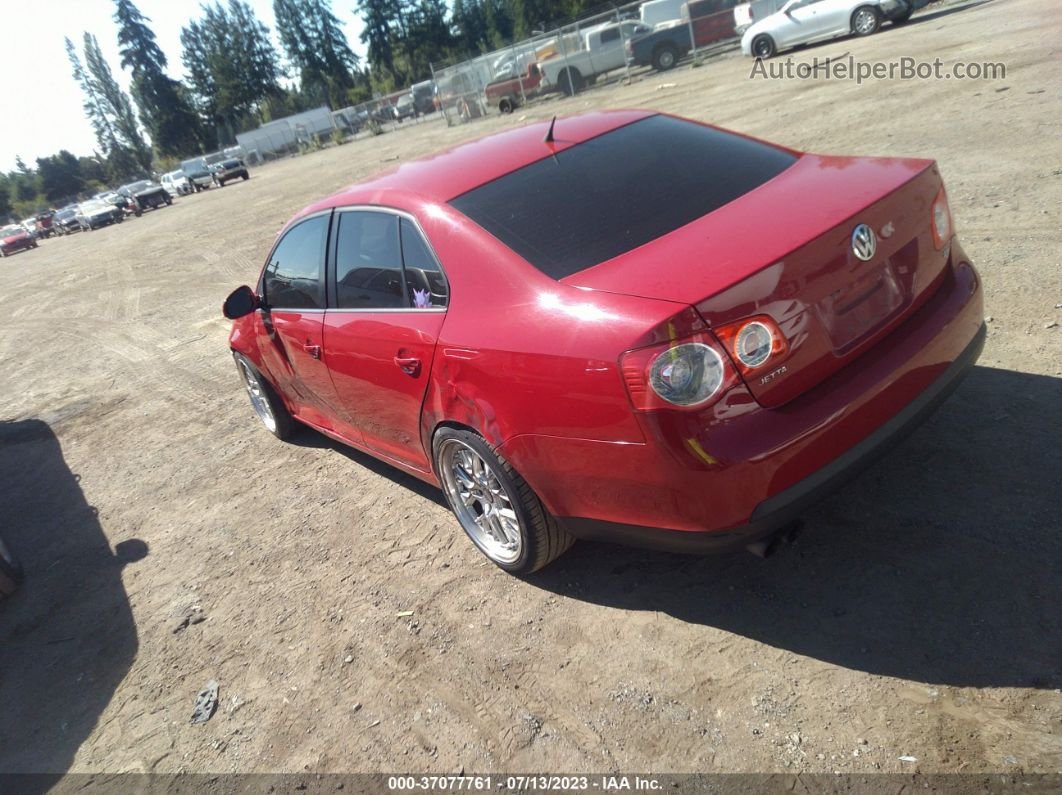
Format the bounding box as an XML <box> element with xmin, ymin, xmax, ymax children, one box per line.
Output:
<box><xmin>223</xmin><ymin>285</ymin><xmax>258</xmax><ymax>319</ymax></box>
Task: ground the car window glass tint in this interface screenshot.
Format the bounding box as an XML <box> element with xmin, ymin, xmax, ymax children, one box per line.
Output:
<box><xmin>400</xmin><ymin>219</ymin><xmax>449</xmax><ymax>308</ymax></box>
<box><xmin>263</xmin><ymin>215</ymin><xmax>327</xmax><ymax>310</ymax></box>
<box><xmin>335</xmin><ymin>212</ymin><xmax>405</xmax><ymax>309</ymax></box>
<box><xmin>450</xmin><ymin>115</ymin><xmax>797</xmax><ymax>279</ymax></box>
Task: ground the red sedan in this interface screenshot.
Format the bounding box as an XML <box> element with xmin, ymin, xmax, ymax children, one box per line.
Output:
<box><xmin>224</xmin><ymin>111</ymin><xmax>984</xmax><ymax>573</ymax></box>
<box><xmin>0</xmin><ymin>224</ymin><xmax>37</xmax><ymax>257</ymax></box>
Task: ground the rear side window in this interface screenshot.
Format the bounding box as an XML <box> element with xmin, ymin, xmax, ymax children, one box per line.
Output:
<box><xmin>400</xmin><ymin>218</ymin><xmax>448</xmax><ymax>308</ymax></box>
<box><xmin>332</xmin><ymin>211</ymin><xmax>449</xmax><ymax>310</ymax></box>
<box><xmin>449</xmin><ymin>115</ymin><xmax>797</xmax><ymax>279</ymax></box>
<box><xmin>263</xmin><ymin>215</ymin><xmax>328</xmax><ymax>309</ymax></box>
<box><xmin>334</xmin><ymin>212</ymin><xmax>404</xmax><ymax>309</ymax></box>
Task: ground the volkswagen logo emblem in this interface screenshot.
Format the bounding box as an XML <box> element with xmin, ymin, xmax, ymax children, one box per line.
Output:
<box><xmin>852</xmin><ymin>224</ymin><xmax>877</xmax><ymax>262</ymax></box>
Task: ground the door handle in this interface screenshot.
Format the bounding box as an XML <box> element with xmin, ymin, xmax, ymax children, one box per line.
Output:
<box><xmin>393</xmin><ymin>355</ymin><xmax>421</xmax><ymax>376</ymax></box>
<box><xmin>303</xmin><ymin>343</ymin><xmax>321</xmax><ymax>359</ymax></box>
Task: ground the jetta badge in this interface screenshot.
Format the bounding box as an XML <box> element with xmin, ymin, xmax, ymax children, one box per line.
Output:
<box><xmin>852</xmin><ymin>223</ymin><xmax>877</xmax><ymax>262</ymax></box>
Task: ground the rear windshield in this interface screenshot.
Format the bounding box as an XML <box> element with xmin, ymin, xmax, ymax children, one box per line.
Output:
<box><xmin>449</xmin><ymin>115</ymin><xmax>797</xmax><ymax>279</ymax></box>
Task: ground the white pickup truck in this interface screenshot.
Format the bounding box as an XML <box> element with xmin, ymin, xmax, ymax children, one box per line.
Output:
<box><xmin>539</xmin><ymin>20</ymin><xmax>651</xmax><ymax>95</ymax></box>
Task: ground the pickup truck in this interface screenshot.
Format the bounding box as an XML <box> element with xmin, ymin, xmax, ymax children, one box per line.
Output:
<box><xmin>484</xmin><ymin>62</ymin><xmax>544</xmax><ymax>113</ymax></box>
<box><xmin>626</xmin><ymin>0</ymin><xmax>740</xmax><ymax>71</ymax></box>
<box><xmin>181</xmin><ymin>157</ymin><xmax>216</xmax><ymax>192</ymax></box>
<box><xmin>538</xmin><ymin>20</ymin><xmax>651</xmax><ymax>95</ymax></box>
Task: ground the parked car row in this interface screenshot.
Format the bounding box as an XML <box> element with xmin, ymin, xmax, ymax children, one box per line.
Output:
<box><xmin>4</xmin><ymin>160</ymin><xmax>254</xmax><ymax>252</ymax></box>
<box><xmin>165</xmin><ymin>157</ymin><xmax>251</xmax><ymax>193</ymax></box>
<box><xmin>475</xmin><ymin>0</ymin><xmax>927</xmax><ymax>119</ymax></box>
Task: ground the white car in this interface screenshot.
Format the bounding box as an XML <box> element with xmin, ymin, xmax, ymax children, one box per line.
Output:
<box><xmin>161</xmin><ymin>170</ymin><xmax>192</xmax><ymax>196</ymax></box>
<box><xmin>741</xmin><ymin>0</ymin><xmax>918</xmax><ymax>58</ymax></box>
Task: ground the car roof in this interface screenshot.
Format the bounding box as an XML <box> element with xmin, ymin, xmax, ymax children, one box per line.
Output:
<box><xmin>297</xmin><ymin>110</ymin><xmax>655</xmax><ymax>220</ymax></box>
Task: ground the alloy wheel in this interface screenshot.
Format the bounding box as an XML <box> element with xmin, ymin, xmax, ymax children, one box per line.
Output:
<box><xmin>438</xmin><ymin>439</ymin><xmax>523</xmax><ymax>565</ymax></box>
<box><xmin>238</xmin><ymin>360</ymin><xmax>277</xmax><ymax>433</ymax></box>
<box><xmin>854</xmin><ymin>9</ymin><xmax>878</xmax><ymax>34</ymax></box>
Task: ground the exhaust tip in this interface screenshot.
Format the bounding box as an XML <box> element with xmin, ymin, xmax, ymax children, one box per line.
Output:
<box><xmin>746</xmin><ymin>520</ymin><xmax>803</xmax><ymax>559</ymax></box>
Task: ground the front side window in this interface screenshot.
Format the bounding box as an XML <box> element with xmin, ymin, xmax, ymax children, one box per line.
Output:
<box><xmin>263</xmin><ymin>215</ymin><xmax>328</xmax><ymax>310</ymax></box>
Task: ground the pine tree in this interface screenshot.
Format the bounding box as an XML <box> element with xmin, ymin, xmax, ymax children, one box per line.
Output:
<box><xmin>274</xmin><ymin>0</ymin><xmax>365</xmax><ymax>109</ymax></box>
<box><xmin>37</xmin><ymin>152</ymin><xmax>87</xmax><ymax>203</ymax></box>
<box><xmin>113</xmin><ymin>0</ymin><xmax>204</xmax><ymax>158</ymax></box>
<box><xmin>405</xmin><ymin>0</ymin><xmax>453</xmax><ymax>78</ymax></box>
<box><xmin>181</xmin><ymin>1</ymin><xmax>285</xmax><ymax>145</ymax></box>
<box><xmin>357</xmin><ymin>0</ymin><xmax>402</xmax><ymax>84</ymax></box>
<box><xmin>65</xmin><ymin>34</ymin><xmax>149</xmax><ymax>181</ymax></box>
<box><xmin>83</xmin><ymin>32</ymin><xmax>153</xmax><ymax>176</ymax></box>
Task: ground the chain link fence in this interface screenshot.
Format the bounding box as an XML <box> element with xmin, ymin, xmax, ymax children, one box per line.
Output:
<box><xmin>430</xmin><ymin>0</ymin><xmax>741</xmax><ymax>126</ymax></box>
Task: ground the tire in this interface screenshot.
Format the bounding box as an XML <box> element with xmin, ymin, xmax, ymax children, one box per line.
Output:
<box><xmin>165</xmin><ymin>196</ymin><xmax>172</xmax><ymax>205</ymax></box>
<box><xmin>0</xmin><ymin>533</ymin><xmax>24</xmax><ymax>598</ymax></box>
<box><xmin>498</xmin><ymin>97</ymin><xmax>513</xmax><ymax>114</ymax></box>
<box><xmin>652</xmin><ymin>44</ymin><xmax>680</xmax><ymax>71</ymax></box>
<box><xmin>558</xmin><ymin>67</ymin><xmax>585</xmax><ymax>96</ymax></box>
<box><xmin>892</xmin><ymin>4</ymin><xmax>913</xmax><ymax>24</ymax></box>
<box><xmin>752</xmin><ymin>34</ymin><xmax>776</xmax><ymax>59</ymax></box>
<box><xmin>433</xmin><ymin>427</ymin><xmax>574</xmax><ymax>573</ymax></box>
<box><xmin>852</xmin><ymin>6</ymin><xmax>882</xmax><ymax>36</ymax></box>
<box><xmin>241</xmin><ymin>174</ymin><xmax>249</xmax><ymax>181</ymax></box>
<box><xmin>233</xmin><ymin>352</ymin><xmax>295</xmax><ymax>441</ymax></box>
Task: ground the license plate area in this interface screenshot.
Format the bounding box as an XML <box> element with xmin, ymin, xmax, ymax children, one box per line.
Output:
<box><xmin>816</xmin><ymin>262</ymin><xmax>904</xmax><ymax>352</ymax></box>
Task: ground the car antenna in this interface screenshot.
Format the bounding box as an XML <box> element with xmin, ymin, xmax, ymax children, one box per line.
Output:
<box><xmin>544</xmin><ymin>116</ymin><xmax>557</xmax><ymax>144</ymax></box>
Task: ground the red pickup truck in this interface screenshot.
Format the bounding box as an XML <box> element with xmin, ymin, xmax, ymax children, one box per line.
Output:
<box><xmin>484</xmin><ymin>62</ymin><xmax>544</xmax><ymax>114</ymax></box>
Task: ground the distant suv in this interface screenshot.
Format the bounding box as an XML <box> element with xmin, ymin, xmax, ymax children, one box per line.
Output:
<box><xmin>213</xmin><ymin>159</ymin><xmax>249</xmax><ymax>187</ymax></box>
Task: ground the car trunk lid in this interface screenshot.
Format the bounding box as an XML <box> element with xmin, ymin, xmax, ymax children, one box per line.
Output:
<box><xmin>564</xmin><ymin>154</ymin><xmax>951</xmax><ymax>407</ymax></box>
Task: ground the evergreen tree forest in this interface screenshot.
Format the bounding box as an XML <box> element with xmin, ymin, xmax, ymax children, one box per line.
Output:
<box><xmin>4</xmin><ymin>0</ymin><xmax>620</xmax><ymax>219</ymax></box>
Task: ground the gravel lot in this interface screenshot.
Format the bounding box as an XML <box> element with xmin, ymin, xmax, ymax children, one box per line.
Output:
<box><xmin>1</xmin><ymin>0</ymin><xmax>1059</xmax><ymax>781</ymax></box>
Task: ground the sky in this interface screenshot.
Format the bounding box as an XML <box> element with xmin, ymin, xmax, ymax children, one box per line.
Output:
<box><xmin>0</xmin><ymin>0</ymin><xmax>367</xmax><ymax>172</ymax></box>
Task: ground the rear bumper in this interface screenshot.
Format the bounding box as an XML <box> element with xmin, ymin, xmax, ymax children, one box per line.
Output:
<box><xmin>557</xmin><ymin>321</ymin><xmax>985</xmax><ymax>553</ymax></box>
<box><xmin>500</xmin><ymin>252</ymin><xmax>985</xmax><ymax>552</ymax></box>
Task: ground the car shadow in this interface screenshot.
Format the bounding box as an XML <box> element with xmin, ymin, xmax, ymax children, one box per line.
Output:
<box><xmin>290</xmin><ymin>426</ymin><xmax>448</xmax><ymax>509</ymax></box>
<box><xmin>530</xmin><ymin>366</ymin><xmax>1061</xmax><ymax>689</ymax></box>
<box><xmin>0</xmin><ymin>419</ymin><xmax>146</xmax><ymax>786</ymax></box>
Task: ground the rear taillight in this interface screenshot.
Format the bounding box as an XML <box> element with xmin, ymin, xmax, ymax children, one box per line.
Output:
<box><xmin>712</xmin><ymin>316</ymin><xmax>789</xmax><ymax>378</ymax></box>
<box><xmin>931</xmin><ymin>186</ymin><xmax>953</xmax><ymax>250</ymax></box>
<box><xmin>621</xmin><ymin>332</ymin><xmax>739</xmax><ymax>411</ymax></box>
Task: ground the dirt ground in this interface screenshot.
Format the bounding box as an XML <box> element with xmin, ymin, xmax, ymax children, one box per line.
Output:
<box><xmin>1</xmin><ymin>0</ymin><xmax>1059</xmax><ymax>782</ymax></box>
